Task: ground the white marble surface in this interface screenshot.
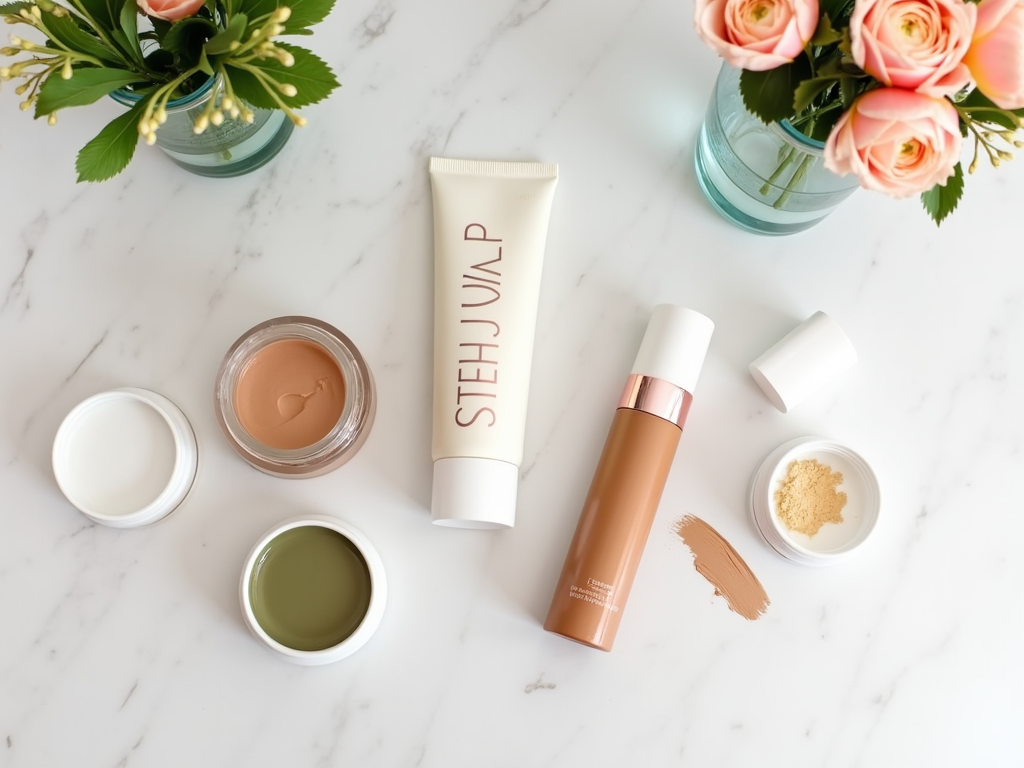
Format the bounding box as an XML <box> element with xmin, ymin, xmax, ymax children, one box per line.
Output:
<box><xmin>2</xmin><ymin>1</ymin><xmax>1023</xmax><ymax>766</ymax></box>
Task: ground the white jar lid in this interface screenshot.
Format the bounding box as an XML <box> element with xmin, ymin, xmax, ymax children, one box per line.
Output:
<box><xmin>748</xmin><ymin>436</ymin><xmax>880</xmax><ymax>565</ymax></box>
<box><xmin>52</xmin><ymin>388</ymin><xmax>198</xmax><ymax>527</ymax></box>
<box><xmin>749</xmin><ymin>311</ymin><xmax>857</xmax><ymax>413</ymax></box>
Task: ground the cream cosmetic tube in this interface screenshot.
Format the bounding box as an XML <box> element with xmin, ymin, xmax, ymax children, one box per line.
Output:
<box><xmin>429</xmin><ymin>157</ymin><xmax>558</xmax><ymax>529</ymax></box>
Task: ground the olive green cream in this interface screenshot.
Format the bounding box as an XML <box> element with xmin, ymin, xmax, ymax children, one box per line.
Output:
<box><xmin>249</xmin><ymin>526</ymin><xmax>372</xmax><ymax>651</ymax></box>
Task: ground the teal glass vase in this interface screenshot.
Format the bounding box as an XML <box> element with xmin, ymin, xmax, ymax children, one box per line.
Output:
<box><xmin>694</xmin><ymin>64</ymin><xmax>860</xmax><ymax>236</ymax></box>
<box><xmin>111</xmin><ymin>76</ymin><xmax>293</xmax><ymax>178</ymax></box>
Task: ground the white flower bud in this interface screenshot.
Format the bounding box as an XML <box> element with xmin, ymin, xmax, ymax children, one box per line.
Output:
<box><xmin>279</xmin><ymin>83</ymin><xmax>297</xmax><ymax>97</ymax></box>
<box><xmin>210</xmin><ymin>109</ymin><xmax>224</xmax><ymax>126</ymax></box>
<box><xmin>271</xmin><ymin>6</ymin><xmax>291</xmax><ymax>22</ymax></box>
<box><xmin>193</xmin><ymin>113</ymin><xmax>209</xmax><ymax>133</ymax></box>
<box><xmin>61</xmin><ymin>58</ymin><xmax>72</xmax><ymax>79</ymax></box>
<box><xmin>47</xmin><ymin>111</ymin><xmax>56</xmax><ymax>125</ymax></box>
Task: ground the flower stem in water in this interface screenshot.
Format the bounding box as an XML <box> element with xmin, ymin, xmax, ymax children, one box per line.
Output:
<box><xmin>760</xmin><ymin>146</ymin><xmax>797</xmax><ymax>196</ymax></box>
<box><xmin>774</xmin><ymin>152</ymin><xmax>814</xmax><ymax>209</ymax></box>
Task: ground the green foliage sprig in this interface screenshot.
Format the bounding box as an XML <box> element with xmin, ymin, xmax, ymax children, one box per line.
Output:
<box><xmin>0</xmin><ymin>0</ymin><xmax>338</xmax><ymax>181</ymax></box>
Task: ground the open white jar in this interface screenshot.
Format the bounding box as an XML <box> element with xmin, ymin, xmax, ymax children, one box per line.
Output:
<box><xmin>749</xmin><ymin>436</ymin><xmax>880</xmax><ymax>565</ymax></box>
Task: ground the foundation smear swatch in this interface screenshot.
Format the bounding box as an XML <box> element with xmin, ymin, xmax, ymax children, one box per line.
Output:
<box><xmin>673</xmin><ymin>515</ymin><xmax>770</xmax><ymax>621</ymax></box>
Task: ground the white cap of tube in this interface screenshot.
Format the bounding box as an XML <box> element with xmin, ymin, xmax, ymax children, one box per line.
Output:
<box><xmin>749</xmin><ymin>311</ymin><xmax>857</xmax><ymax>413</ymax></box>
<box><xmin>631</xmin><ymin>305</ymin><xmax>715</xmax><ymax>393</ymax></box>
<box><xmin>431</xmin><ymin>457</ymin><xmax>518</xmax><ymax>529</ymax></box>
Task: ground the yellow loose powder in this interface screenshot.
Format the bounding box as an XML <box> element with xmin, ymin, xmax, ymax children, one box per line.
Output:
<box><xmin>774</xmin><ymin>459</ymin><xmax>847</xmax><ymax>536</ymax></box>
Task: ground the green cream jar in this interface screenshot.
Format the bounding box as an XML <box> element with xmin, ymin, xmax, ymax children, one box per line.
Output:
<box><xmin>240</xmin><ymin>516</ymin><xmax>386</xmax><ymax>664</ymax></box>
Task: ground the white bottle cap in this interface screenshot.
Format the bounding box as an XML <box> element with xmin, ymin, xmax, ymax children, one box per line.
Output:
<box><xmin>749</xmin><ymin>311</ymin><xmax>857</xmax><ymax>413</ymax></box>
<box><xmin>431</xmin><ymin>456</ymin><xmax>518</xmax><ymax>529</ymax></box>
<box><xmin>631</xmin><ymin>305</ymin><xmax>715</xmax><ymax>393</ymax></box>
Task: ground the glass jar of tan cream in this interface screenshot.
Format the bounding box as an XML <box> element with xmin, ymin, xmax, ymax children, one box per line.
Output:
<box><xmin>215</xmin><ymin>316</ymin><xmax>375</xmax><ymax>477</ymax></box>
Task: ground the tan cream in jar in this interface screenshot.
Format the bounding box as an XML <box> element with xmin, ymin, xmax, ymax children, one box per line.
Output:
<box><xmin>215</xmin><ymin>316</ymin><xmax>375</xmax><ymax>477</ymax></box>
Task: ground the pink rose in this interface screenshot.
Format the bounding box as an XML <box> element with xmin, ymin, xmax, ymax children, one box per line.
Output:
<box><xmin>137</xmin><ymin>0</ymin><xmax>205</xmax><ymax>21</ymax></box>
<box><xmin>694</xmin><ymin>0</ymin><xmax>819</xmax><ymax>72</ymax></box>
<box><xmin>824</xmin><ymin>88</ymin><xmax>961</xmax><ymax>198</ymax></box>
<box><xmin>963</xmin><ymin>0</ymin><xmax>1024</xmax><ymax>109</ymax></box>
<box><xmin>850</xmin><ymin>0</ymin><xmax>976</xmax><ymax>98</ymax></box>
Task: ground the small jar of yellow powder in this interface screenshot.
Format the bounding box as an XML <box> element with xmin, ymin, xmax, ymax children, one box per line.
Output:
<box><xmin>748</xmin><ymin>437</ymin><xmax>880</xmax><ymax>565</ymax></box>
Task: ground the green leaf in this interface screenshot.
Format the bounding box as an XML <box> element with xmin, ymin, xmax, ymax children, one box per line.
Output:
<box><xmin>35</xmin><ymin>67</ymin><xmax>139</xmax><ymax>116</ymax></box>
<box><xmin>958</xmin><ymin>87</ymin><xmax>1024</xmax><ymax>131</ymax></box>
<box><xmin>232</xmin><ymin>0</ymin><xmax>273</xmax><ymax>21</ymax></box>
<box><xmin>0</xmin><ymin>2</ymin><xmax>32</xmax><ymax>17</ymax></box>
<box><xmin>839</xmin><ymin>74</ymin><xmax>858</xmax><ymax>108</ymax></box>
<box><xmin>118</xmin><ymin>0</ymin><xmax>143</xmax><ymax>62</ymax></box>
<box><xmin>280</xmin><ymin>0</ymin><xmax>334</xmax><ymax>33</ymax></box>
<box><xmin>739</xmin><ymin>57</ymin><xmax>812</xmax><ymax>124</ymax></box>
<box><xmin>197</xmin><ymin>46</ymin><xmax>213</xmax><ymax>75</ymax></box>
<box><xmin>35</xmin><ymin>11</ymin><xmax>123</xmax><ymax>63</ymax></box>
<box><xmin>226</xmin><ymin>42</ymin><xmax>337</xmax><ymax>108</ymax></box>
<box><xmin>73</xmin><ymin>0</ymin><xmax>124</xmax><ymax>31</ymax></box>
<box><xmin>223</xmin><ymin>63</ymin><xmax>276</xmax><ymax>108</ymax></box>
<box><xmin>75</xmin><ymin>97</ymin><xmax>145</xmax><ymax>182</ymax></box>
<box><xmin>105</xmin><ymin>0</ymin><xmax>127</xmax><ymax>27</ymax></box>
<box><xmin>811</xmin><ymin>14</ymin><xmax>843</xmax><ymax>46</ymax></box>
<box><xmin>921</xmin><ymin>162</ymin><xmax>964</xmax><ymax>225</ymax></box>
<box><xmin>234</xmin><ymin>0</ymin><xmax>333</xmax><ymax>31</ymax></box>
<box><xmin>204</xmin><ymin>10</ymin><xmax>246</xmax><ymax>54</ymax></box>
<box><xmin>161</xmin><ymin>15</ymin><xmax>217</xmax><ymax>66</ymax></box>
<box><xmin>793</xmin><ymin>76</ymin><xmax>838</xmax><ymax>113</ymax></box>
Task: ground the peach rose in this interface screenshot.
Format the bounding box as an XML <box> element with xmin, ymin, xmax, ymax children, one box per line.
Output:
<box><xmin>824</xmin><ymin>88</ymin><xmax>961</xmax><ymax>198</ymax></box>
<box><xmin>963</xmin><ymin>0</ymin><xmax>1024</xmax><ymax>109</ymax></box>
<box><xmin>694</xmin><ymin>0</ymin><xmax>819</xmax><ymax>72</ymax></box>
<box><xmin>137</xmin><ymin>0</ymin><xmax>205</xmax><ymax>21</ymax></box>
<box><xmin>850</xmin><ymin>0</ymin><xmax>976</xmax><ymax>98</ymax></box>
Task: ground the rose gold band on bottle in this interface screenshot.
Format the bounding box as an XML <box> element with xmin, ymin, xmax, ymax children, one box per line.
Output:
<box><xmin>617</xmin><ymin>374</ymin><xmax>693</xmax><ymax>429</ymax></box>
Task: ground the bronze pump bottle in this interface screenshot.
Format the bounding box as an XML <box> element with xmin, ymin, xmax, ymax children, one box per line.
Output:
<box><xmin>544</xmin><ymin>305</ymin><xmax>714</xmax><ymax>651</ymax></box>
